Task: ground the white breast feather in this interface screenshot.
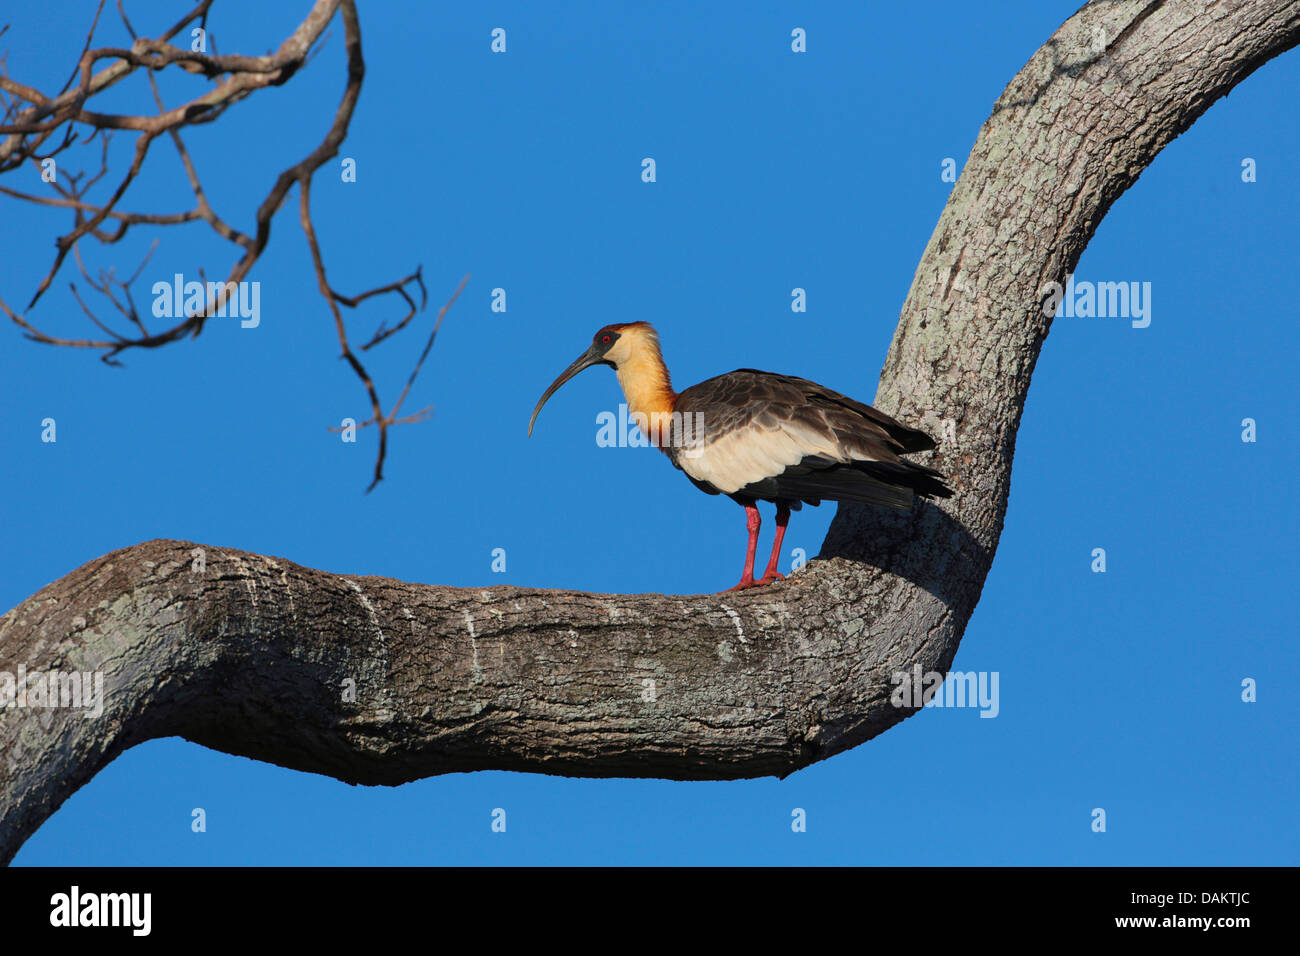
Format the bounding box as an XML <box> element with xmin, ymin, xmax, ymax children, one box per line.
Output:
<box><xmin>681</xmin><ymin>414</ymin><xmax>874</xmax><ymax>493</ymax></box>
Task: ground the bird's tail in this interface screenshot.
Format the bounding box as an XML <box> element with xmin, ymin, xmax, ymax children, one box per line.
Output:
<box><xmin>766</xmin><ymin>456</ymin><xmax>951</xmax><ymax>510</ymax></box>
<box><xmin>853</xmin><ymin>460</ymin><xmax>954</xmax><ymax>500</ymax></box>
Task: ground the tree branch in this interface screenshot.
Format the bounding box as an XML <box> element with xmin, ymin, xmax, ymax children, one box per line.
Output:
<box><xmin>3</xmin><ymin>0</ymin><xmax>1297</xmax><ymax>865</ymax></box>
<box><xmin>0</xmin><ymin>0</ymin><xmax>456</xmax><ymax>489</ymax></box>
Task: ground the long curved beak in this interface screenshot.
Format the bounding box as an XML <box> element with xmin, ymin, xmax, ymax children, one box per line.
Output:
<box><xmin>528</xmin><ymin>345</ymin><xmax>606</xmax><ymax>437</ymax></box>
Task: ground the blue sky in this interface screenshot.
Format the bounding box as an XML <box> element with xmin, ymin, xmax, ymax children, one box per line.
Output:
<box><xmin>2</xmin><ymin>1</ymin><xmax>1296</xmax><ymax>865</ymax></box>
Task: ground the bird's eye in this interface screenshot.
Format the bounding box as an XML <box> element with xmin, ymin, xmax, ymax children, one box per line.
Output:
<box><xmin>601</xmin><ymin>334</ymin><xmax>611</xmax><ymax>344</ymax></box>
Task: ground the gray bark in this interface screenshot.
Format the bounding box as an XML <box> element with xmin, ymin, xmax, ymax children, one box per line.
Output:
<box><xmin>3</xmin><ymin>0</ymin><xmax>1298</xmax><ymax>865</ymax></box>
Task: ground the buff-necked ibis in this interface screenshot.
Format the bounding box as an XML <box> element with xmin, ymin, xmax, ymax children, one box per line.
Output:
<box><xmin>528</xmin><ymin>321</ymin><xmax>953</xmax><ymax>591</ymax></box>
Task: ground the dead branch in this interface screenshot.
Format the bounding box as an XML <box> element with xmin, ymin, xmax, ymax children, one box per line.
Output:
<box><xmin>0</xmin><ymin>0</ymin><xmax>461</xmax><ymax>489</ymax></box>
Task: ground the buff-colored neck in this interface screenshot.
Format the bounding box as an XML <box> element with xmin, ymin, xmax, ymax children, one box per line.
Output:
<box><xmin>614</xmin><ymin>334</ymin><xmax>676</xmax><ymax>421</ymax></box>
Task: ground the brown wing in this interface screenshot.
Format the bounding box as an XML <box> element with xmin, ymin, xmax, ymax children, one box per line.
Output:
<box><xmin>669</xmin><ymin>369</ymin><xmax>950</xmax><ymax>508</ymax></box>
<box><xmin>768</xmin><ymin>371</ymin><xmax>938</xmax><ymax>453</ymax></box>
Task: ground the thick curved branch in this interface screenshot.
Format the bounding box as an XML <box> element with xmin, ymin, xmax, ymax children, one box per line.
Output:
<box><xmin>3</xmin><ymin>0</ymin><xmax>1297</xmax><ymax>865</ymax></box>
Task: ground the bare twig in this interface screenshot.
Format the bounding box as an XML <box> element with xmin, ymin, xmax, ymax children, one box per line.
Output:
<box><xmin>0</xmin><ymin>0</ymin><xmax>462</xmax><ymax>489</ymax></box>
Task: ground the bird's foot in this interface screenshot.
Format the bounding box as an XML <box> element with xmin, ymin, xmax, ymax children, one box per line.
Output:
<box><xmin>721</xmin><ymin>571</ymin><xmax>783</xmax><ymax>592</ymax></box>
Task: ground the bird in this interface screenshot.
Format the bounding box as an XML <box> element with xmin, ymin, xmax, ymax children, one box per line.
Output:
<box><xmin>527</xmin><ymin>321</ymin><xmax>953</xmax><ymax>591</ymax></box>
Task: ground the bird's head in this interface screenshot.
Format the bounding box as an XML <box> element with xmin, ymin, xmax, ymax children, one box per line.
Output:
<box><xmin>528</xmin><ymin>322</ymin><xmax>663</xmax><ymax>436</ymax></box>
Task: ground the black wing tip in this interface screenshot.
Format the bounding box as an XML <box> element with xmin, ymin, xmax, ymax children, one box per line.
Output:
<box><xmin>915</xmin><ymin>474</ymin><xmax>955</xmax><ymax>499</ymax></box>
<box><xmin>853</xmin><ymin>460</ymin><xmax>954</xmax><ymax>499</ymax></box>
<box><xmin>901</xmin><ymin>430</ymin><xmax>938</xmax><ymax>453</ymax></box>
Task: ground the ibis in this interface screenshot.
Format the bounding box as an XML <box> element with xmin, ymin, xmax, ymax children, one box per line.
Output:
<box><xmin>528</xmin><ymin>322</ymin><xmax>953</xmax><ymax>591</ymax></box>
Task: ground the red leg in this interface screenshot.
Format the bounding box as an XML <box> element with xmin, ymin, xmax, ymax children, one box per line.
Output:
<box><xmin>722</xmin><ymin>504</ymin><xmax>761</xmax><ymax>592</ymax></box>
<box><xmin>757</xmin><ymin>505</ymin><xmax>790</xmax><ymax>585</ymax></box>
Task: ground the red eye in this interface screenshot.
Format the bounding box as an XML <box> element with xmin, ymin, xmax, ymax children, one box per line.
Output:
<box><xmin>601</xmin><ymin>335</ymin><xmax>611</xmax><ymax>343</ymax></box>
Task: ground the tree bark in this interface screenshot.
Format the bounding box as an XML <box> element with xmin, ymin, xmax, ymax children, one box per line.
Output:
<box><xmin>3</xmin><ymin>0</ymin><xmax>1297</xmax><ymax>864</ymax></box>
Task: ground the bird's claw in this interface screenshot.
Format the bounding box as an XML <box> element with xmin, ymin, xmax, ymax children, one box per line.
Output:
<box><xmin>721</xmin><ymin>571</ymin><xmax>783</xmax><ymax>593</ymax></box>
